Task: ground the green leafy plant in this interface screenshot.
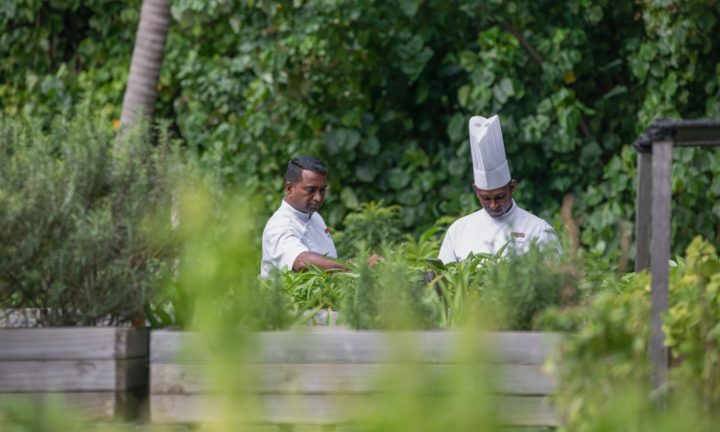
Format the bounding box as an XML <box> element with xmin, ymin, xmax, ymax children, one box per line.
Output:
<box><xmin>0</xmin><ymin>106</ymin><xmax>178</xmax><ymax>326</ymax></box>
<box><xmin>334</xmin><ymin>201</ymin><xmax>404</xmax><ymax>257</ymax></box>
<box><xmin>343</xmin><ymin>247</ymin><xmax>439</xmax><ymax>330</ymax></box>
<box><xmin>664</xmin><ymin>237</ymin><xmax>720</xmax><ymax>410</ymax></box>
<box><xmin>404</xmin><ymin>225</ymin><xmax>445</xmax><ymax>266</ymax></box>
<box><xmin>430</xmin><ymin>243</ymin><xmax>580</xmax><ymax>330</ymax></box>
<box><xmin>542</xmin><ymin>236</ymin><xmax>720</xmax><ymax>430</ymax></box>
<box><xmin>274</xmin><ymin>264</ymin><xmax>357</xmax><ymax>311</ymax></box>
<box><xmin>480</xmin><ymin>243</ymin><xmax>581</xmax><ymax>330</ymax></box>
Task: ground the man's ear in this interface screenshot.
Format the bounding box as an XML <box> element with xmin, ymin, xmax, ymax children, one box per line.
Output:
<box><xmin>283</xmin><ymin>181</ymin><xmax>293</xmax><ymax>195</ymax></box>
<box><xmin>508</xmin><ymin>179</ymin><xmax>517</xmax><ymax>193</ymax></box>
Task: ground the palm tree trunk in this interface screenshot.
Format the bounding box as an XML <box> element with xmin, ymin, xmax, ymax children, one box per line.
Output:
<box><xmin>119</xmin><ymin>0</ymin><xmax>171</xmax><ymax>133</ymax></box>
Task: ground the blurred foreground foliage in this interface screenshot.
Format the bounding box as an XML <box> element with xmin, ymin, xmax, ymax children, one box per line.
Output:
<box><xmin>148</xmin><ymin>177</ymin><xmax>303</xmax><ymax>330</ymax></box>
<box><xmin>2</xmin><ymin>0</ymin><xmax>720</xmax><ymax>265</ymax></box>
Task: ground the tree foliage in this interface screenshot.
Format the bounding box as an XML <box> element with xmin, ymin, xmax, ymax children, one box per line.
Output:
<box><xmin>0</xmin><ymin>0</ymin><xmax>140</xmax><ymax>119</ymax></box>
<box><xmin>2</xmin><ymin>0</ymin><xmax>720</xmax><ymax>261</ymax></box>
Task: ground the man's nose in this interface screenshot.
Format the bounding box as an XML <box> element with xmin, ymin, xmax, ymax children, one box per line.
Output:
<box><xmin>489</xmin><ymin>200</ymin><xmax>500</xmax><ymax>209</ymax></box>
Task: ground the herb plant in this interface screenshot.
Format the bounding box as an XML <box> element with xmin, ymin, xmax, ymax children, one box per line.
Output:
<box><xmin>0</xmin><ymin>108</ymin><xmax>177</xmax><ymax>326</ymax></box>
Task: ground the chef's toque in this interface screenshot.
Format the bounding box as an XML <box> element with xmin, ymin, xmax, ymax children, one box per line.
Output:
<box><xmin>469</xmin><ymin>115</ymin><xmax>511</xmax><ymax>190</ymax></box>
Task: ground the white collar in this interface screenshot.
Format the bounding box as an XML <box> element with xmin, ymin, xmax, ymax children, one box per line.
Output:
<box><xmin>281</xmin><ymin>199</ymin><xmax>312</xmax><ymax>222</ymax></box>
<box><xmin>488</xmin><ymin>200</ymin><xmax>518</xmax><ymax>220</ymax></box>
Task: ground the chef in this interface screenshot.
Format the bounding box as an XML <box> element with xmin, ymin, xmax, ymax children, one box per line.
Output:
<box><xmin>438</xmin><ymin>115</ymin><xmax>559</xmax><ymax>263</ymax></box>
<box><xmin>261</xmin><ymin>155</ymin><xmax>349</xmax><ymax>278</ymax></box>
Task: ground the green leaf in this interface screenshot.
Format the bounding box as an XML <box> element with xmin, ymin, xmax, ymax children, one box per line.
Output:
<box><xmin>398</xmin><ymin>0</ymin><xmax>419</xmax><ymax>17</ymax></box>
<box><xmin>415</xmin><ymin>84</ymin><xmax>429</xmax><ymax>103</ymax></box>
<box><xmin>355</xmin><ymin>163</ymin><xmax>379</xmax><ymax>183</ymax></box>
<box><xmin>341</xmin><ymin>109</ymin><xmax>362</xmax><ymax>127</ymax></box>
<box><xmin>459</xmin><ymin>50</ymin><xmax>477</xmax><ymax>71</ymax></box>
<box><xmin>602</xmin><ymin>85</ymin><xmax>628</xmax><ymax>100</ymax></box>
<box><xmin>388</xmin><ymin>168</ymin><xmax>411</xmax><ymax>190</ymax></box>
<box><xmin>499</xmin><ymin>77</ymin><xmax>514</xmax><ymax>97</ymax></box>
<box><xmin>362</xmin><ymin>135</ymin><xmax>380</xmax><ymax>156</ymax></box>
<box><xmin>457</xmin><ymin>85</ymin><xmax>471</xmax><ymax>107</ymax></box>
<box><xmin>447</xmin><ymin>113</ymin><xmax>466</xmax><ymax>143</ymax></box>
<box><xmin>340</xmin><ymin>187</ymin><xmax>360</xmax><ymax>209</ymax></box>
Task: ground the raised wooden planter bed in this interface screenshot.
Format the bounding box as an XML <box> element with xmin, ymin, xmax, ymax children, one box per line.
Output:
<box><xmin>150</xmin><ymin>329</ymin><xmax>560</xmax><ymax>427</ymax></box>
<box><xmin>0</xmin><ymin>328</ymin><xmax>148</xmax><ymax>420</ymax></box>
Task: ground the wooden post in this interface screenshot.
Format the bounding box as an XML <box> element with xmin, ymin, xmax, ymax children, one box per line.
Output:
<box><xmin>635</xmin><ymin>152</ymin><xmax>652</xmax><ymax>272</ymax></box>
<box><xmin>650</xmin><ymin>140</ymin><xmax>672</xmax><ymax>394</ymax></box>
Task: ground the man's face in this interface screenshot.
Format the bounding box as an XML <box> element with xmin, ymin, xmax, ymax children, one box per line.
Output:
<box><xmin>284</xmin><ymin>170</ymin><xmax>328</xmax><ymax>214</ymax></box>
<box><xmin>473</xmin><ymin>180</ymin><xmax>516</xmax><ymax>218</ymax></box>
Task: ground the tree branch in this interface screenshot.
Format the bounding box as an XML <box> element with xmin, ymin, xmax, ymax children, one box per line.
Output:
<box><xmin>498</xmin><ymin>21</ymin><xmax>544</xmax><ymax>68</ymax></box>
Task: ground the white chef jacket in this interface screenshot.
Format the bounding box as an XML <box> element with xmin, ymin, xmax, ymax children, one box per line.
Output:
<box><xmin>438</xmin><ymin>201</ymin><xmax>558</xmax><ymax>263</ymax></box>
<box><xmin>261</xmin><ymin>199</ymin><xmax>338</xmax><ymax>278</ymax></box>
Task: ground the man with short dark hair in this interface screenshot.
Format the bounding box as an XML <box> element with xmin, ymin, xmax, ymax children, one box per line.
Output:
<box><xmin>439</xmin><ymin>115</ymin><xmax>559</xmax><ymax>263</ymax></box>
<box><xmin>261</xmin><ymin>156</ymin><xmax>349</xmax><ymax>278</ymax></box>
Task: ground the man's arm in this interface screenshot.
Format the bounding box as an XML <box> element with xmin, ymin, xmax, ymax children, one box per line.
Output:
<box><xmin>293</xmin><ymin>251</ymin><xmax>350</xmax><ymax>272</ymax></box>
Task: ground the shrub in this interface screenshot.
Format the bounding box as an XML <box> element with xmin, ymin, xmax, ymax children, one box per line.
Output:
<box><xmin>0</xmin><ymin>107</ymin><xmax>177</xmax><ymax>326</ymax></box>
<box><xmin>343</xmin><ymin>247</ymin><xmax>439</xmax><ymax>330</ymax></box>
<box><xmin>542</xmin><ymin>236</ymin><xmax>720</xmax><ymax>430</ymax></box>
<box><xmin>334</xmin><ymin>201</ymin><xmax>404</xmax><ymax>257</ymax></box>
<box><xmin>480</xmin><ymin>243</ymin><xmax>580</xmax><ymax>330</ymax></box>
<box><xmin>433</xmin><ymin>243</ymin><xmax>580</xmax><ymax>330</ymax></box>
<box><xmin>275</xmin><ymin>265</ymin><xmax>355</xmax><ymax>312</ymax></box>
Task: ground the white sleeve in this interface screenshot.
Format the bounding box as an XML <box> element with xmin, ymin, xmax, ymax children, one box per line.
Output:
<box><xmin>262</xmin><ymin>226</ymin><xmax>310</xmax><ymax>273</ymax></box>
<box><xmin>438</xmin><ymin>227</ymin><xmax>457</xmax><ymax>264</ymax></box>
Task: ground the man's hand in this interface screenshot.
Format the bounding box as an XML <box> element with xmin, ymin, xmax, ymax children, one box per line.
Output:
<box><xmin>367</xmin><ymin>253</ymin><xmax>384</xmax><ymax>268</ymax></box>
<box><xmin>293</xmin><ymin>251</ymin><xmax>350</xmax><ymax>273</ymax></box>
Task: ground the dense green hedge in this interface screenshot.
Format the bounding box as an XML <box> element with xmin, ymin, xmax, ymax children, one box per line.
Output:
<box><xmin>2</xmin><ymin>0</ymin><xmax>720</xmax><ymax>264</ymax></box>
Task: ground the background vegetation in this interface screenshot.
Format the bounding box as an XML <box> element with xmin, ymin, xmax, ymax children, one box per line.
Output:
<box><xmin>2</xmin><ymin>0</ymin><xmax>719</xmax><ymax>267</ymax></box>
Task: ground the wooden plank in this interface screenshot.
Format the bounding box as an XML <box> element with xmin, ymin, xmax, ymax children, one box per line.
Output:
<box><xmin>150</xmin><ymin>394</ymin><xmax>557</xmax><ymax>426</ymax></box>
<box><xmin>0</xmin><ymin>328</ymin><xmax>148</xmax><ymax>360</ymax></box>
<box><xmin>150</xmin><ymin>363</ymin><xmax>555</xmax><ymax>396</ymax></box>
<box><xmin>150</xmin><ymin>330</ymin><xmax>205</xmax><ymax>363</ymax></box>
<box><xmin>0</xmin><ymin>391</ymin><xmax>130</xmax><ymax>420</ymax></box>
<box><xmin>635</xmin><ymin>151</ymin><xmax>652</xmax><ymax>271</ymax></box>
<box><xmin>0</xmin><ymin>358</ymin><xmax>146</xmax><ymax>391</ymax></box>
<box><xmin>151</xmin><ymin>331</ymin><xmax>561</xmax><ymax>365</ymax></box>
<box><xmin>120</xmin><ymin>327</ymin><xmax>150</xmax><ymax>358</ymax></box>
<box><xmin>483</xmin><ymin>332</ymin><xmax>561</xmax><ymax>365</ymax></box>
<box><xmin>650</xmin><ymin>140</ymin><xmax>672</xmax><ymax>391</ymax></box>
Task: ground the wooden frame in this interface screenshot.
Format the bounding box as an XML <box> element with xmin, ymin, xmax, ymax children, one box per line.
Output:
<box><xmin>0</xmin><ymin>327</ymin><xmax>148</xmax><ymax>420</ymax></box>
<box><xmin>150</xmin><ymin>330</ymin><xmax>561</xmax><ymax>427</ymax></box>
<box><xmin>634</xmin><ymin>119</ymin><xmax>720</xmax><ymax>392</ymax></box>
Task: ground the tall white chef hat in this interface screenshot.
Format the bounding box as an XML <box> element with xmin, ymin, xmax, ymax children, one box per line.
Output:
<box><xmin>469</xmin><ymin>115</ymin><xmax>511</xmax><ymax>190</ymax></box>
